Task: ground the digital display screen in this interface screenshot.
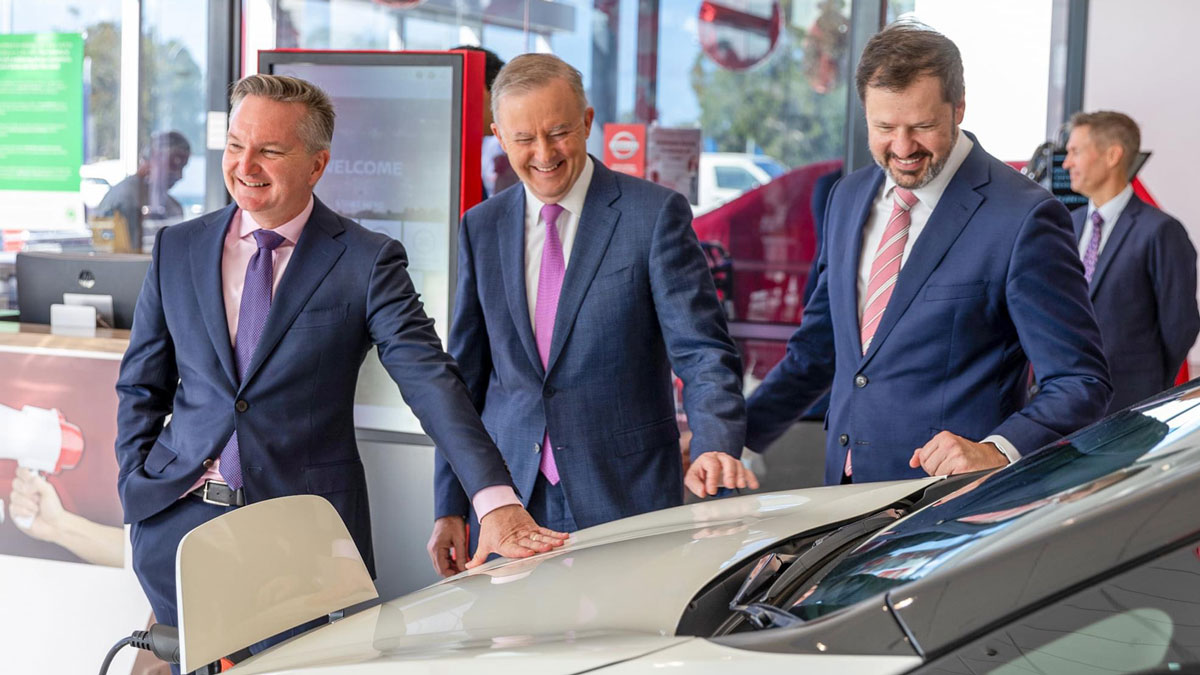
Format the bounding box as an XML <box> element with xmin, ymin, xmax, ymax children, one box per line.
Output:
<box><xmin>1050</xmin><ymin>151</ymin><xmax>1088</xmax><ymax>211</ymax></box>
<box><xmin>267</xmin><ymin>55</ymin><xmax>463</xmax><ymax>436</ymax></box>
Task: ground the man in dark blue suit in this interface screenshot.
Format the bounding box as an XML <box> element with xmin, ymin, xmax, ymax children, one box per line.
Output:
<box><xmin>746</xmin><ymin>22</ymin><xmax>1112</xmax><ymax>484</ymax></box>
<box><xmin>116</xmin><ymin>74</ymin><xmax>564</xmax><ymax>661</ymax></box>
<box><xmin>428</xmin><ymin>54</ymin><xmax>754</xmax><ymax>576</ymax></box>
<box><xmin>1062</xmin><ymin>110</ymin><xmax>1199</xmax><ymax>413</ymax></box>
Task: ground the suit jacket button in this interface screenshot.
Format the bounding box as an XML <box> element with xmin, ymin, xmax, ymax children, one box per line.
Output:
<box><xmin>854</xmin><ymin>374</ymin><xmax>869</xmax><ymax>388</ymax></box>
<box><xmin>235</xmin><ymin>399</ymin><xmax>249</xmax><ymax>413</ymax></box>
<box><xmin>543</xmin><ymin>386</ymin><xmax>556</xmax><ymax>398</ymax></box>
<box><xmin>202</xmin><ymin>458</ymin><xmax>215</xmax><ymax>469</ymax></box>
<box><xmin>838</xmin><ymin>434</ymin><xmax>850</xmax><ymax>446</ymax></box>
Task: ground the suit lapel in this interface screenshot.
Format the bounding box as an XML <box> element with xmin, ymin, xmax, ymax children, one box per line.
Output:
<box><xmin>546</xmin><ymin>161</ymin><xmax>620</xmax><ymax>376</ymax></box>
<box><xmin>496</xmin><ymin>188</ymin><xmax>545</xmax><ymax>376</ymax></box>
<box><xmin>860</xmin><ymin>142</ymin><xmax>986</xmax><ymax>367</ymax></box>
<box><xmin>238</xmin><ymin>197</ymin><xmax>346</xmax><ymax>392</ymax></box>
<box><xmin>1089</xmin><ymin>195</ymin><xmax>1140</xmax><ymax>298</ymax></box>
<box><xmin>191</xmin><ymin>204</ymin><xmax>239</xmax><ymax>388</ymax></box>
<box><xmin>840</xmin><ymin>171</ymin><xmax>886</xmax><ymax>357</ymax></box>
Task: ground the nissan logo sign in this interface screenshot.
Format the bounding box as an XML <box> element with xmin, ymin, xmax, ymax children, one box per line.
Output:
<box><xmin>78</xmin><ymin>270</ymin><xmax>96</xmax><ymax>289</ymax></box>
<box><xmin>608</xmin><ymin>131</ymin><xmax>640</xmax><ymax>160</ymax></box>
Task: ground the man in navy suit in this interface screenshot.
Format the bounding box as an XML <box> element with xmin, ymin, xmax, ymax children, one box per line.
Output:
<box><xmin>1062</xmin><ymin>110</ymin><xmax>1198</xmax><ymax>412</ymax></box>
<box><xmin>745</xmin><ymin>22</ymin><xmax>1112</xmax><ymax>484</ymax></box>
<box><xmin>116</xmin><ymin>74</ymin><xmax>565</xmax><ymax>660</ymax></box>
<box><xmin>427</xmin><ymin>54</ymin><xmax>754</xmax><ymax>576</ymax></box>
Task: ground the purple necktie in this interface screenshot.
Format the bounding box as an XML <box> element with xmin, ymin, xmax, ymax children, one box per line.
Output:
<box><xmin>1082</xmin><ymin>210</ymin><xmax>1104</xmax><ymax>283</ymax></box>
<box><xmin>218</xmin><ymin>228</ymin><xmax>286</xmax><ymax>490</ymax></box>
<box><xmin>535</xmin><ymin>203</ymin><xmax>565</xmax><ymax>484</ymax></box>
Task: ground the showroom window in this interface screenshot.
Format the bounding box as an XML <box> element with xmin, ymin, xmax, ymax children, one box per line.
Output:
<box><xmin>0</xmin><ymin>0</ymin><xmax>215</xmax><ymax>321</ymax></box>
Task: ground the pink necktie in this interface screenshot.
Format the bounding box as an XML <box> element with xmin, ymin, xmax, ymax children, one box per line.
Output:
<box><xmin>860</xmin><ymin>187</ymin><xmax>916</xmax><ymax>354</ymax></box>
<box><xmin>535</xmin><ymin>203</ymin><xmax>565</xmax><ymax>484</ymax></box>
<box><xmin>847</xmin><ymin>187</ymin><xmax>916</xmax><ymax>477</ymax></box>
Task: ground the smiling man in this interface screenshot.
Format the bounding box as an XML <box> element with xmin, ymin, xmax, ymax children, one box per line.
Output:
<box><xmin>428</xmin><ymin>54</ymin><xmax>753</xmax><ymax>576</ymax></box>
<box><xmin>116</xmin><ymin>74</ymin><xmax>565</xmax><ymax>668</ymax></box>
<box><xmin>745</xmin><ymin>21</ymin><xmax>1112</xmax><ymax>483</ymax></box>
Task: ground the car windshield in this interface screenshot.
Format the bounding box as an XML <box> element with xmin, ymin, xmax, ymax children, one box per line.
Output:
<box><xmin>788</xmin><ymin>388</ymin><xmax>1200</xmax><ymax>620</ymax></box>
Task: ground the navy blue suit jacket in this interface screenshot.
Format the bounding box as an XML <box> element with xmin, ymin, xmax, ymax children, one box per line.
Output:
<box><xmin>747</xmin><ymin>134</ymin><xmax>1112</xmax><ymax>484</ymax></box>
<box><xmin>116</xmin><ymin>197</ymin><xmax>515</xmax><ymax>574</ymax></box>
<box><xmin>433</xmin><ymin>160</ymin><xmax>745</xmax><ymax>528</ymax></box>
<box><xmin>1072</xmin><ymin>195</ymin><xmax>1199</xmax><ymax>412</ymax></box>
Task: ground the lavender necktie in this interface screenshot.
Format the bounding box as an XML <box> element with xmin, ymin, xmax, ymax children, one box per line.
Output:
<box><xmin>1082</xmin><ymin>210</ymin><xmax>1104</xmax><ymax>283</ymax></box>
<box><xmin>218</xmin><ymin>228</ymin><xmax>286</xmax><ymax>490</ymax></box>
<box><xmin>534</xmin><ymin>203</ymin><xmax>565</xmax><ymax>484</ymax></box>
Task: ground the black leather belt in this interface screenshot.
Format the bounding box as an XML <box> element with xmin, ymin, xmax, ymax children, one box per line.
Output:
<box><xmin>190</xmin><ymin>480</ymin><xmax>245</xmax><ymax>507</ymax></box>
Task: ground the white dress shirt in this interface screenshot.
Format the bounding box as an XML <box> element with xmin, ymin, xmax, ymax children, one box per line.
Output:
<box><xmin>1079</xmin><ymin>183</ymin><xmax>1134</xmax><ymax>258</ymax></box>
<box><xmin>523</xmin><ymin>156</ymin><xmax>595</xmax><ymax>329</ymax></box>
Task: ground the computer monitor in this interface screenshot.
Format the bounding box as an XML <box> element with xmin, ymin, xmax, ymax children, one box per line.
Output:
<box><xmin>15</xmin><ymin>251</ymin><xmax>150</xmax><ymax>329</ymax></box>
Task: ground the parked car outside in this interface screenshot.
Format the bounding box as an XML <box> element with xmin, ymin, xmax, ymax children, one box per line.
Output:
<box><xmin>697</xmin><ymin>152</ymin><xmax>788</xmax><ymax>214</ymax></box>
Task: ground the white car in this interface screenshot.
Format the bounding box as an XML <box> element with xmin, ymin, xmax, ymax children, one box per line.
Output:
<box><xmin>161</xmin><ymin>383</ymin><xmax>1200</xmax><ymax>674</ymax></box>
<box><xmin>697</xmin><ymin>152</ymin><xmax>788</xmax><ymax>213</ymax></box>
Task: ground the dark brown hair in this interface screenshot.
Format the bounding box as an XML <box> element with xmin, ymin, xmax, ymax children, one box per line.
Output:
<box><xmin>855</xmin><ymin>20</ymin><xmax>964</xmax><ymax>105</ymax></box>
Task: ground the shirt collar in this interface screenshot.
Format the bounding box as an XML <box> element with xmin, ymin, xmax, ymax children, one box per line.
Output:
<box><xmin>238</xmin><ymin>195</ymin><xmax>314</xmax><ymax>245</ymax></box>
<box><xmin>524</xmin><ymin>156</ymin><xmax>595</xmax><ymax>222</ymax></box>
<box><xmin>883</xmin><ymin>129</ymin><xmax>973</xmax><ymax>208</ymax></box>
<box><xmin>1087</xmin><ymin>183</ymin><xmax>1134</xmax><ymax>225</ymax></box>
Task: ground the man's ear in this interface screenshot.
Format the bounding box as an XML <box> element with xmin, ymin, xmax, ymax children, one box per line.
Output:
<box><xmin>309</xmin><ymin>149</ymin><xmax>330</xmax><ymax>186</ymax></box>
<box><xmin>1105</xmin><ymin>144</ymin><xmax>1125</xmax><ymax>172</ymax></box>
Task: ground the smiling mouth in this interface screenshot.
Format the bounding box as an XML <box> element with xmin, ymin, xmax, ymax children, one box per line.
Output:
<box><xmin>531</xmin><ymin>160</ymin><xmax>564</xmax><ymax>174</ymax></box>
<box><xmin>891</xmin><ymin>155</ymin><xmax>928</xmax><ymax>169</ymax></box>
<box><xmin>238</xmin><ymin>177</ymin><xmax>269</xmax><ymax>188</ymax></box>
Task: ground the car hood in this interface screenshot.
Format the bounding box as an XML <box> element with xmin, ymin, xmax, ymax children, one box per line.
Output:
<box><xmin>231</xmin><ymin>478</ymin><xmax>938</xmax><ymax>674</ymax></box>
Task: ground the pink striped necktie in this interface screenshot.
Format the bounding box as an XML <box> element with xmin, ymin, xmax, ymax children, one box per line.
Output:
<box><xmin>534</xmin><ymin>203</ymin><xmax>566</xmax><ymax>484</ymax></box>
<box><xmin>846</xmin><ymin>186</ymin><xmax>915</xmax><ymax>478</ymax></box>
<box><xmin>860</xmin><ymin>186</ymin><xmax>916</xmax><ymax>354</ymax></box>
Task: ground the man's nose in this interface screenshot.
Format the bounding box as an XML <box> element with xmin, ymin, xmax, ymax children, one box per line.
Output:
<box><xmin>891</xmin><ymin>129</ymin><xmax>917</xmax><ymax>156</ymax></box>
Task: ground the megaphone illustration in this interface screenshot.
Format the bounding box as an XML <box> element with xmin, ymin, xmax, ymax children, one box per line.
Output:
<box><xmin>1</xmin><ymin>404</ymin><xmax>84</xmax><ymax>529</ymax></box>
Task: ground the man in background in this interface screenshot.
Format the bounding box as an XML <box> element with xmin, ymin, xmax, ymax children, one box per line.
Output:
<box><xmin>452</xmin><ymin>45</ymin><xmax>518</xmax><ymax>198</ymax></box>
<box><xmin>1062</xmin><ymin>110</ymin><xmax>1198</xmax><ymax>412</ymax></box>
<box><xmin>96</xmin><ymin>130</ymin><xmax>191</xmax><ymax>251</ymax></box>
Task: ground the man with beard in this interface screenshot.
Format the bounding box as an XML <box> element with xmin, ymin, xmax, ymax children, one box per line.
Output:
<box><xmin>745</xmin><ymin>21</ymin><xmax>1111</xmax><ymax>483</ymax></box>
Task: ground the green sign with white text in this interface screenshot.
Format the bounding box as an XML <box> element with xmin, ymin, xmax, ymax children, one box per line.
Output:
<box><xmin>0</xmin><ymin>33</ymin><xmax>84</xmax><ymax>192</ymax></box>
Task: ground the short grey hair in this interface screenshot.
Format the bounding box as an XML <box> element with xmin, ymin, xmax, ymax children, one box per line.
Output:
<box><xmin>491</xmin><ymin>53</ymin><xmax>589</xmax><ymax>122</ymax></box>
<box><xmin>1069</xmin><ymin>110</ymin><xmax>1141</xmax><ymax>176</ymax></box>
<box><xmin>229</xmin><ymin>74</ymin><xmax>335</xmax><ymax>153</ymax></box>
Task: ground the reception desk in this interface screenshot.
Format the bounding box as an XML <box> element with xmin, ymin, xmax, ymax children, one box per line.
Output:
<box><xmin>0</xmin><ymin>323</ymin><xmax>151</xmax><ymax>674</ymax></box>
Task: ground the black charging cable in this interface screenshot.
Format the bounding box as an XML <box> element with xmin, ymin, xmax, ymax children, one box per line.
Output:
<box><xmin>99</xmin><ymin>624</ymin><xmax>180</xmax><ymax>675</ymax></box>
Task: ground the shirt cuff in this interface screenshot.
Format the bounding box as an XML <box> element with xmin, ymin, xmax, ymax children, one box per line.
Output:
<box><xmin>471</xmin><ymin>485</ymin><xmax>521</xmax><ymax>521</ymax></box>
<box><xmin>981</xmin><ymin>435</ymin><xmax>1020</xmax><ymax>464</ymax></box>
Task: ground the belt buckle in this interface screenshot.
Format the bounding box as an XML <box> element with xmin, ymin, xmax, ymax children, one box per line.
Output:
<box><xmin>201</xmin><ymin>480</ymin><xmax>228</xmax><ymax>506</ymax></box>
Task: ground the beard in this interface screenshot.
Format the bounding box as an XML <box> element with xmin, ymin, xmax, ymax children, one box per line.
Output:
<box><xmin>875</xmin><ymin>127</ymin><xmax>958</xmax><ymax>189</ymax></box>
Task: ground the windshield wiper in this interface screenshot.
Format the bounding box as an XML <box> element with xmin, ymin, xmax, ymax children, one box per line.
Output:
<box><xmin>729</xmin><ymin>602</ymin><xmax>805</xmax><ymax>629</ymax></box>
<box><xmin>760</xmin><ymin>510</ymin><xmax>904</xmax><ymax>606</ymax></box>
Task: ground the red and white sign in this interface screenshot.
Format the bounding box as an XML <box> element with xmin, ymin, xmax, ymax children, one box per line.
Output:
<box><xmin>603</xmin><ymin>123</ymin><xmax>646</xmax><ymax>178</ymax></box>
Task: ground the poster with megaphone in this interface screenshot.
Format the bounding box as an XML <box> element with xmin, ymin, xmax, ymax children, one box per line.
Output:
<box><xmin>0</xmin><ymin>349</ymin><xmax>124</xmax><ymax>567</ymax></box>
